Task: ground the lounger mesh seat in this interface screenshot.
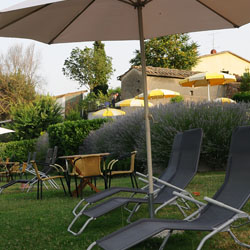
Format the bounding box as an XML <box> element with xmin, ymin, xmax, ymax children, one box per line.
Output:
<box><xmin>89</xmin><ymin>126</ymin><xmax>250</xmax><ymax>250</ymax></box>
<box><xmin>68</xmin><ymin>128</ymin><xmax>203</xmax><ymax>235</ymax></box>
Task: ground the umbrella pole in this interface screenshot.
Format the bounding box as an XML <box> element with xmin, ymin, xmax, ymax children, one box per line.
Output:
<box><xmin>137</xmin><ymin>1</ymin><xmax>154</xmax><ymax>218</ymax></box>
<box><xmin>207</xmin><ymin>83</ymin><xmax>211</xmax><ymax>101</ymax></box>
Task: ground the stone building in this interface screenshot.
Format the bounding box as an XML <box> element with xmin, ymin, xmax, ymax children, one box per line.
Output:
<box><xmin>119</xmin><ymin>66</ymin><xmax>231</xmax><ymax>104</ymax></box>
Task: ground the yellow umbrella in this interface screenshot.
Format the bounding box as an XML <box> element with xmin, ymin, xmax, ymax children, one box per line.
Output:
<box><xmin>179</xmin><ymin>72</ymin><xmax>236</xmax><ymax>101</ymax></box>
<box><xmin>214</xmin><ymin>97</ymin><xmax>236</xmax><ymax>103</ymax></box>
<box><xmin>93</xmin><ymin>108</ymin><xmax>125</xmax><ymax>117</ymax></box>
<box><xmin>115</xmin><ymin>98</ymin><xmax>153</xmax><ymax>107</ymax></box>
<box><xmin>136</xmin><ymin>89</ymin><xmax>180</xmax><ymax>100</ymax></box>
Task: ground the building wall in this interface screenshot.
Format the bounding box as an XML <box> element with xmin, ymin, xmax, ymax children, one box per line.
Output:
<box><xmin>121</xmin><ymin>69</ymin><xmax>227</xmax><ymax>104</ymax></box>
<box><xmin>192</xmin><ymin>52</ymin><xmax>250</xmax><ymax>76</ymax></box>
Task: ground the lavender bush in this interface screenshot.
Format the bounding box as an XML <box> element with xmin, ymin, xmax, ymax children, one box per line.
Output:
<box><xmin>83</xmin><ymin>102</ymin><xmax>250</xmax><ymax>170</ymax></box>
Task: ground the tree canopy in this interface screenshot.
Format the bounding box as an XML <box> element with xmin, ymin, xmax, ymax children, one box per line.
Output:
<box><xmin>130</xmin><ymin>34</ymin><xmax>199</xmax><ymax>70</ymax></box>
<box><xmin>0</xmin><ymin>43</ymin><xmax>42</xmax><ymax>120</ymax></box>
<box><xmin>62</xmin><ymin>41</ymin><xmax>114</xmax><ymax>94</ymax></box>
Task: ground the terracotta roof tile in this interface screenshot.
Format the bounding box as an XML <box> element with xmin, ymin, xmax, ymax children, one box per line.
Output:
<box><xmin>118</xmin><ymin>66</ymin><xmax>200</xmax><ymax>80</ymax></box>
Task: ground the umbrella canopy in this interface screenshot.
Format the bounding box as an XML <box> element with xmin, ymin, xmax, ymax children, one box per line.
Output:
<box><xmin>214</xmin><ymin>97</ymin><xmax>236</xmax><ymax>103</ymax></box>
<box><xmin>93</xmin><ymin>108</ymin><xmax>125</xmax><ymax>117</ymax></box>
<box><xmin>0</xmin><ymin>0</ymin><xmax>250</xmax><ymax>43</ymax></box>
<box><xmin>115</xmin><ymin>98</ymin><xmax>153</xmax><ymax>107</ymax></box>
<box><xmin>0</xmin><ymin>0</ymin><xmax>249</xmax><ymax>218</ymax></box>
<box><xmin>136</xmin><ymin>89</ymin><xmax>180</xmax><ymax>100</ymax></box>
<box><xmin>179</xmin><ymin>72</ymin><xmax>236</xmax><ymax>101</ymax></box>
<box><xmin>0</xmin><ymin>127</ymin><xmax>15</xmax><ymax>135</ymax></box>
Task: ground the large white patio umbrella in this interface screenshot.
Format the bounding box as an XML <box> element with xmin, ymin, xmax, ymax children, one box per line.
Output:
<box><xmin>0</xmin><ymin>127</ymin><xmax>15</xmax><ymax>135</ymax></box>
<box><xmin>0</xmin><ymin>0</ymin><xmax>250</xmax><ymax>218</ymax></box>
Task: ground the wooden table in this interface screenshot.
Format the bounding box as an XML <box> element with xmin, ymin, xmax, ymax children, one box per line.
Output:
<box><xmin>59</xmin><ymin>153</ymin><xmax>110</xmax><ymax>197</ymax></box>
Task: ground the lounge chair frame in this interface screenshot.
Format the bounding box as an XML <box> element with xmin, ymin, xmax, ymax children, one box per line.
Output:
<box><xmin>87</xmin><ymin>125</ymin><xmax>250</xmax><ymax>250</ymax></box>
<box><xmin>68</xmin><ymin>128</ymin><xmax>203</xmax><ymax>236</ymax></box>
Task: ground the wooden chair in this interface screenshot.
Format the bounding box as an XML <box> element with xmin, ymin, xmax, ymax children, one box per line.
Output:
<box><xmin>31</xmin><ymin>160</ymin><xmax>66</xmax><ymax>199</ymax></box>
<box><xmin>71</xmin><ymin>155</ymin><xmax>107</xmax><ymax>197</ymax></box>
<box><xmin>107</xmin><ymin>151</ymin><xmax>138</xmax><ymax>188</ymax></box>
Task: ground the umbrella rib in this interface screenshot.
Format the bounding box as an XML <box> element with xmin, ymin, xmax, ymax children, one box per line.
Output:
<box><xmin>196</xmin><ymin>0</ymin><xmax>239</xmax><ymax>28</ymax></box>
<box><xmin>117</xmin><ymin>0</ymin><xmax>152</xmax><ymax>7</ymax></box>
<box><xmin>117</xmin><ymin>0</ymin><xmax>135</xmax><ymax>6</ymax></box>
<box><xmin>0</xmin><ymin>4</ymin><xmax>51</xmax><ymax>30</ymax></box>
<box><xmin>48</xmin><ymin>0</ymin><xmax>95</xmax><ymax>44</ymax></box>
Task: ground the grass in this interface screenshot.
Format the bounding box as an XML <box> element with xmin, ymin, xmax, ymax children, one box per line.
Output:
<box><xmin>0</xmin><ymin>172</ymin><xmax>249</xmax><ymax>250</ymax></box>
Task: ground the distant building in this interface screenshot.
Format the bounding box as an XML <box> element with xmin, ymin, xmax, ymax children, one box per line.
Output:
<box><xmin>192</xmin><ymin>50</ymin><xmax>250</xmax><ymax>76</ymax></box>
<box><xmin>119</xmin><ymin>50</ymin><xmax>248</xmax><ymax>103</ymax></box>
<box><xmin>55</xmin><ymin>90</ymin><xmax>87</xmax><ymax>118</ymax></box>
<box><xmin>119</xmin><ymin>66</ymin><xmax>221</xmax><ymax>104</ymax></box>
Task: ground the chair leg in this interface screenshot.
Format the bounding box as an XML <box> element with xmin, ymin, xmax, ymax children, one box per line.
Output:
<box><xmin>40</xmin><ymin>180</ymin><xmax>43</xmax><ymax>200</ymax></box>
<box><xmin>37</xmin><ymin>180</ymin><xmax>40</xmax><ymax>200</ymax></box>
<box><xmin>159</xmin><ymin>230</ymin><xmax>173</xmax><ymax>250</ymax></box>
<box><xmin>103</xmin><ymin>176</ymin><xmax>108</xmax><ymax>189</ymax></box>
<box><xmin>130</xmin><ymin>174</ymin><xmax>135</xmax><ymax>188</ymax></box>
<box><xmin>228</xmin><ymin>229</ymin><xmax>250</xmax><ymax>248</ymax></box>
<box><xmin>60</xmin><ymin>178</ymin><xmax>67</xmax><ymax>195</ymax></box>
<box><xmin>108</xmin><ymin>175</ymin><xmax>112</xmax><ymax>188</ymax></box>
<box><xmin>133</xmin><ymin>173</ymin><xmax>138</xmax><ymax>188</ymax></box>
<box><xmin>74</xmin><ymin>175</ymin><xmax>79</xmax><ymax>198</ymax></box>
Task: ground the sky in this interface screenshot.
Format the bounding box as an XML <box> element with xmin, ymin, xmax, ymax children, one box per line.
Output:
<box><xmin>0</xmin><ymin>0</ymin><xmax>250</xmax><ymax>96</ymax></box>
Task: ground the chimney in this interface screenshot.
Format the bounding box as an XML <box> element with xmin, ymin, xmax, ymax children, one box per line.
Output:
<box><xmin>210</xmin><ymin>49</ymin><xmax>217</xmax><ymax>54</ymax></box>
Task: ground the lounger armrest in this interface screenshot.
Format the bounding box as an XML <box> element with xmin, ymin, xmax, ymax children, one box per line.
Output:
<box><xmin>173</xmin><ymin>191</ymin><xmax>206</xmax><ymax>206</ymax></box>
<box><xmin>151</xmin><ymin>175</ymin><xmax>188</xmax><ymax>193</ymax></box>
<box><xmin>204</xmin><ymin>197</ymin><xmax>249</xmax><ymax>217</ymax></box>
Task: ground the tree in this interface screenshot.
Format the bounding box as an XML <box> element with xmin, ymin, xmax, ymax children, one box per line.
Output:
<box><xmin>130</xmin><ymin>34</ymin><xmax>199</xmax><ymax>70</ymax></box>
<box><xmin>0</xmin><ymin>43</ymin><xmax>42</xmax><ymax>88</ymax></box>
<box><xmin>0</xmin><ymin>72</ymin><xmax>37</xmax><ymax>120</ymax></box>
<box><xmin>239</xmin><ymin>69</ymin><xmax>250</xmax><ymax>92</ymax></box>
<box><xmin>62</xmin><ymin>41</ymin><xmax>114</xmax><ymax>93</ymax></box>
<box><xmin>8</xmin><ymin>95</ymin><xmax>63</xmax><ymax>140</ymax></box>
<box><xmin>0</xmin><ymin>43</ymin><xmax>43</xmax><ymax>120</ymax></box>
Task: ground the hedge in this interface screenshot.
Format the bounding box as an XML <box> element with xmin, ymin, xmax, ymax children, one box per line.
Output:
<box><xmin>233</xmin><ymin>91</ymin><xmax>250</xmax><ymax>102</ymax></box>
<box><xmin>47</xmin><ymin>118</ymin><xmax>109</xmax><ymax>156</ymax></box>
<box><xmin>82</xmin><ymin>102</ymin><xmax>250</xmax><ymax>171</ymax></box>
<box><xmin>0</xmin><ymin>139</ymin><xmax>37</xmax><ymax>162</ymax></box>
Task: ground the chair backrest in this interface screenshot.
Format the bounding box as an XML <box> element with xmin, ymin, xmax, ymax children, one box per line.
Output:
<box><xmin>156</xmin><ymin>131</ymin><xmax>184</xmax><ymax>184</ymax></box>
<box><xmin>74</xmin><ymin>155</ymin><xmax>102</xmax><ymax>177</ymax></box>
<box><xmin>44</xmin><ymin>148</ymin><xmax>53</xmax><ymax>165</ymax></box>
<box><xmin>155</xmin><ymin>128</ymin><xmax>203</xmax><ymax>203</ymax></box>
<box><xmin>129</xmin><ymin>151</ymin><xmax>137</xmax><ymax>172</ymax></box>
<box><xmin>197</xmin><ymin>126</ymin><xmax>250</xmax><ymax>227</ymax></box>
<box><xmin>51</xmin><ymin>146</ymin><xmax>58</xmax><ymax>165</ymax></box>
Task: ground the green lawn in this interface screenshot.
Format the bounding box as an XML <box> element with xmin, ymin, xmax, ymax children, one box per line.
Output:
<box><xmin>0</xmin><ymin>172</ymin><xmax>249</xmax><ymax>250</ymax></box>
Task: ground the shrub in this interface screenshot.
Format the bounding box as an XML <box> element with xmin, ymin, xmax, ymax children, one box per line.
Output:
<box><xmin>47</xmin><ymin>118</ymin><xmax>109</xmax><ymax>156</ymax></box>
<box><xmin>170</xmin><ymin>95</ymin><xmax>184</xmax><ymax>103</ymax></box>
<box><xmin>233</xmin><ymin>91</ymin><xmax>250</xmax><ymax>103</ymax></box>
<box><xmin>239</xmin><ymin>70</ymin><xmax>250</xmax><ymax>92</ymax></box>
<box><xmin>65</xmin><ymin>108</ymin><xmax>82</xmax><ymax>121</ymax></box>
<box><xmin>82</xmin><ymin>102</ymin><xmax>250</xmax><ymax>170</ymax></box>
<box><xmin>0</xmin><ymin>139</ymin><xmax>37</xmax><ymax>162</ymax></box>
<box><xmin>8</xmin><ymin>95</ymin><xmax>63</xmax><ymax>140</ymax></box>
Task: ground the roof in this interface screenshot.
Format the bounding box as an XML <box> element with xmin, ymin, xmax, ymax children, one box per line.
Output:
<box><xmin>55</xmin><ymin>90</ymin><xmax>87</xmax><ymax>99</ymax></box>
<box><xmin>118</xmin><ymin>66</ymin><xmax>200</xmax><ymax>80</ymax></box>
<box><xmin>198</xmin><ymin>51</ymin><xmax>250</xmax><ymax>64</ymax></box>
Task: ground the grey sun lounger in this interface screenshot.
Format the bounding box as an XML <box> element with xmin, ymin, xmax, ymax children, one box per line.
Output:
<box><xmin>88</xmin><ymin>125</ymin><xmax>250</xmax><ymax>250</ymax></box>
<box><xmin>68</xmin><ymin>128</ymin><xmax>203</xmax><ymax>236</ymax></box>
